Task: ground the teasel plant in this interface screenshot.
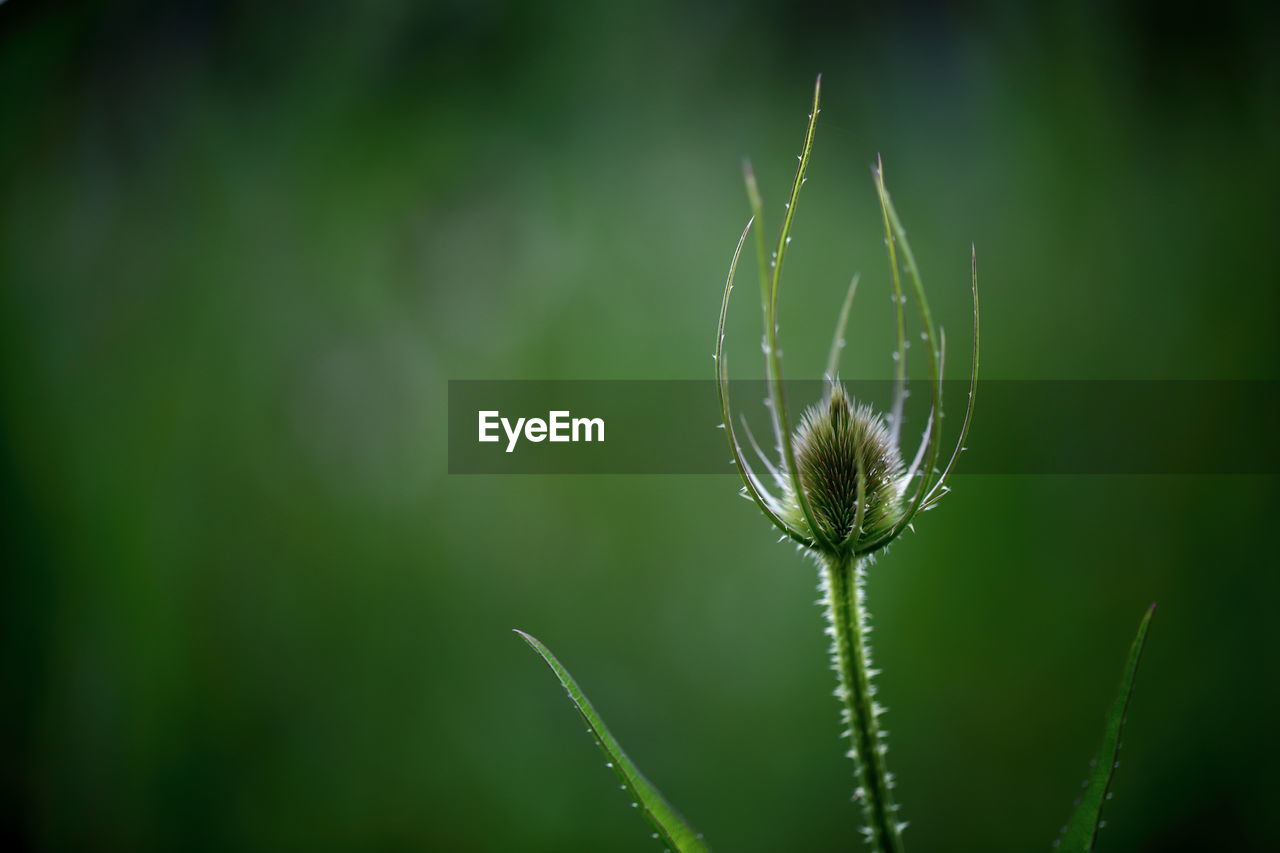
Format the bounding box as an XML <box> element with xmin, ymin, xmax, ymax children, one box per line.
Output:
<box><xmin>713</xmin><ymin>75</ymin><xmax>976</xmax><ymax>852</ymax></box>
<box><xmin>516</xmin><ymin>77</ymin><xmax>1154</xmax><ymax>853</ymax></box>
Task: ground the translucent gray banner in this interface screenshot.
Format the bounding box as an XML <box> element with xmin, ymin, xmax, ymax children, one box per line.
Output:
<box><xmin>447</xmin><ymin>380</ymin><xmax>1279</xmax><ymax>475</ymax></box>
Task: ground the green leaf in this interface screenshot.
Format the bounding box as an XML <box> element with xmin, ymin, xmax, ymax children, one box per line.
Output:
<box><xmin>1056</xmin><ymin>603</ymin><xmax>1156</xmax><ymax>852</ymax></box>
<box><xmin>515</xmin><ymin>630</ymin><xmax>712</xmax><ymax>853</ymax></box>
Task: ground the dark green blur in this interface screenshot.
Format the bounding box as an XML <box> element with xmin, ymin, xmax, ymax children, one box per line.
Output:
<box><xmin>2</xmin><ymin>2</ymin><xmax>1277</xmax><ymax>851</ymax></box>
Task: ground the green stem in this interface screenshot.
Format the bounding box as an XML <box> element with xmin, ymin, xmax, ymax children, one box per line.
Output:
<box><xmin>823</xmin><ymin>553</ymin><xmax>904</xmax><ymax>852</ymax></box>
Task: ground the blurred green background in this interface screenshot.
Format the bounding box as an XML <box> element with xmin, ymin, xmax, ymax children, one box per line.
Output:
<box><xmin>2</xmin><ymin>1</ymin><xmax>1278</xmax><ymax>851</ymax></box>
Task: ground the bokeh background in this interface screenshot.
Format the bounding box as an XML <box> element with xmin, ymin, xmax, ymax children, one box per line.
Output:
<box><xmin>3</xmin><ymin>1</ymin><xmax>1278</xmax><ymax>851</ymax></box>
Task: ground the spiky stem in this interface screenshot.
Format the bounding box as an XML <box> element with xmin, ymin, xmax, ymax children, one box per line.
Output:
<box><xmin>822</xmin><ymin>553</ymin><xmax>904</xmax><ymax>852</ymax></box>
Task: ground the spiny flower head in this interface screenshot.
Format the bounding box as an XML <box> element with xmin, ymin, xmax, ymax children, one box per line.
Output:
<box><xmin>785</xmin><ymin>385</ymin><xmax>904</xmax><ymax>551</ymax></box>
<box><xmin>714</xmin><ymin>76</ymin><xmax>978</xmax><ymax>559</ymax></box>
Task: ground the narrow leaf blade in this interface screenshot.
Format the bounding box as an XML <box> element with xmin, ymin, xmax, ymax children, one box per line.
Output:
<box><xmin>1057</xmin><ymin>603</ymin><xmax>1156</xmax><ymax>852</ymax></box>
<box><xmin>515</xmin><ymin>630</ymin><xmax>711</xmax><ymax>853</ymax></box>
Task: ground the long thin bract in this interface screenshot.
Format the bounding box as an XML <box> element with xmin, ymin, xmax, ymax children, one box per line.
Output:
<box><xmin>716</xmin><ymin>218</ymin><xmax>812</xmax><ymax>547</ymax></box>
<box><xmin>825</xmin><ymin>274</ymin><xmax>861</xmax><ymax>382</ymax></box>
<box><xmin>926</xmin><ymin>246</ymin><xmax>980</xmax><ymax>506</ymax></box>
<box><xmin>858</xmin><ymin>163</ymin><xmax>944</xmax><ymax>555</ymax></box>
<box><xmin>765</xmin><ymin>75</ymin><xmax>831</xmax><ymax>551</ymax></box>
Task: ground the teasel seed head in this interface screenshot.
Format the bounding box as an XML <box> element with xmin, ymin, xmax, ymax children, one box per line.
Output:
<box><xmin>786</xmin><ymin>385</ymin><xmax>904</xmax><ymax>551</ymax></box>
